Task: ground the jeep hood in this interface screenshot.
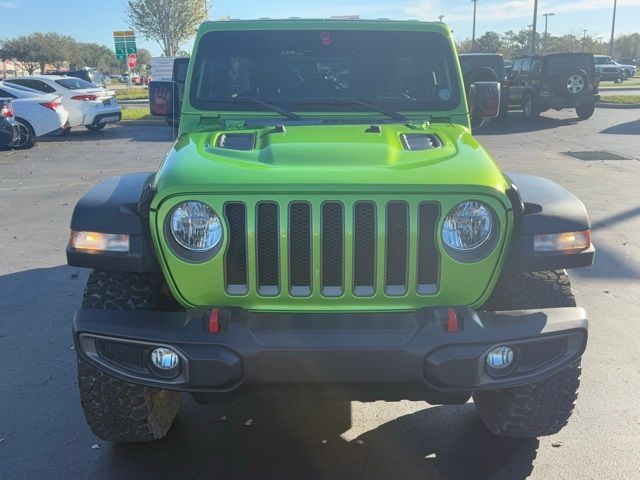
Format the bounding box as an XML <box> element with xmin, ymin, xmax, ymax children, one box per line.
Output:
<box><xmin>152</xmin><ymin>122</ymin><xmax>509</xmax><ymax>201</ymax></box>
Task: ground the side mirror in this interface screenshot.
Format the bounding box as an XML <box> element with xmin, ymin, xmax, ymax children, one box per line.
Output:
<box><xmin>469</xmin><ymin>81</ymin><xmax>501</xmax><ymax>119</ymax></box>
<box><xmin>148</xmin><ymin>80</ymin><xmax>180</xmax><ymax>118</ymax></box>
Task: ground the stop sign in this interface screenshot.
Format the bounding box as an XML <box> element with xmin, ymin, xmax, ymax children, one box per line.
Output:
<box><xmin>127</xmin><ymin>53</ymin><xmax>137</xmax><ymax>68</ymax></box>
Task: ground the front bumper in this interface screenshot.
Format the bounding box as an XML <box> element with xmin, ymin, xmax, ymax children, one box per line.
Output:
<box><xmin>73</xmin><ymin>307</ymin><xmax>587</xmax><ymax>402</ymax></box>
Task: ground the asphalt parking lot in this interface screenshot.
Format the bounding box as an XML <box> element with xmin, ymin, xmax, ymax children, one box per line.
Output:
<box><xmin>1</xmin><ymin>109</ymin><xmax>639</xmax><ymax>480</ymax></box>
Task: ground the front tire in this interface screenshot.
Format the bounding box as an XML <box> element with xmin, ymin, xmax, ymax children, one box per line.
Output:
<box><xmin>77</xmin><ymin>270</ymin><xmax>181</xmax><ymax>443</ymax></box>
<box><xmin>474</xmin><ymin>271</ymin><xmax>581</xmax><ymax>438</ymax></box>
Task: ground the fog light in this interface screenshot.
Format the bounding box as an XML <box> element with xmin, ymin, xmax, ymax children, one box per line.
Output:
<box><xmin>150</xmin><ymin>347</ymin><xmax>180</xmax><ymax>370</ymax></box>
<box><xmin>486</xmin><ymin>346</ymin><xmax>514</xmax><ymax>369</ymax></box>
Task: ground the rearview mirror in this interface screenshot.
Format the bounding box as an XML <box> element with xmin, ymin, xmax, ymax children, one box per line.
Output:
<box><xmin>469</xmin><ymin>81</ymin><xmax>501</xmax><ymax>119</ymax></box>
<box><xmin>148</xmin><ymin>81</ymin><xmax>180</xmax><ymax>118</ymax></box>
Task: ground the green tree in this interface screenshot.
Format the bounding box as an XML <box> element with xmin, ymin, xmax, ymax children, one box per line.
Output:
<box><xmin>612</xmin><ymin>33</ymin><xmax>640</xmax><ymax>59</ymax></box>
<box><xmin>34</xmin><ymin>32</ymin><xmax>77</xmax><ymax>71</ymax></box>
<box><xmin>126</xmin><ymin>0</ymin><xmax>207</xmax><ymax>56</ymax></box>
<box><xmin>475</xmin><ymin>31</ymin><xmax>503</xmax><ymax>53</ymax></box>
<box><xmin>70</xmin><ymin>42</ymin><xmax>120</xmax><ymax>72</ymax></box>
<box><xmin>1</xmin><ymin>35</ymin><xmax>40</xmax><ymax>74</ymax></box>
<box><xmin>136</xmin><ymin>47</ymin><xmax>152</xmax><ymax>70</ymax></box>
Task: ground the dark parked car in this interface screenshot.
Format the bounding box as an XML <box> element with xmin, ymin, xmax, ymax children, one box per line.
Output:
<box><xmin>507</xmin><ymin>52</ymin><xmax>599</xmax><ymax>121</ymax></box>
<box><xmin>45</xmin><ymin>68</ymin><xmax>106</xmax><ymax>87</ymax></box>
<box><xmin>0</xmin><ymin>98</ymin><xmax>20</xmax><ymax>148</ymax></box>
<box><xmin>459</xmin><ymin>53</ymin><xmax>509</xmax><ymax>120</ymax></box>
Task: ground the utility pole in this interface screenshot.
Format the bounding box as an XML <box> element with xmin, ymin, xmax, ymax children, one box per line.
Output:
<box><xmin>582</xmin><ymin>29</ymin><xmax>588</xmax><ymax>52</ymax></box>
<box><xmin>471</xmin><ymin>0</ymin><xmax>478</xmax><ymax>52</ymax></box>
<box><xmin>609</xmin><ymin>0</ymin><xmax>617</xmax><ymax>56</ymax></box>
<box><xmin>204</xmin><ymin>0</ymin><xmax>209</xmax><ymax>19</ymax></box>
<box><xmin>531</xmin><ymin>0</ymin><xmax>539</xmax><ymax>54</ymax></box>
<box><xmin>542</xmin><ymin>12</ymin><xmax>554</xmax><ymax>51</ymax></box>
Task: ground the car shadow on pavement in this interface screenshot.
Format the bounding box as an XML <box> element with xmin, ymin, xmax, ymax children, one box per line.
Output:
<box><xmin>99</xmin><ymin>396</ymin><xmax>538</xmax><ymax>480</ymax></box>
<box><xmin>600</xmin><ymin>119</ymin><xmax>640</xmax><ymax>135</ymax></box>
<box><xmin>39</xmin><ymin>123</ymin><xmax>174</xmax><ymax>144</ymax></box>
<box><xmin>475</xmin><ymin>114</ymin><xmax>581</xmax><ymax>136</ymax></box>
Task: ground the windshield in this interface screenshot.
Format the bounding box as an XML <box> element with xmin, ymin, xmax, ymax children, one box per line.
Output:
<box><xmin>189</xmin><ymin>29</ymin><xmax>460</xmax><ymax>113</ymax></box>
<box><xmin>55</xmin><ymin>78</ymin><xmax>99</xmax><ymax>90</ymax></box>
<box><xmin>594</xmin><ymin>56</ymin><xmax>613</xmax><ymax>65</ymax></box>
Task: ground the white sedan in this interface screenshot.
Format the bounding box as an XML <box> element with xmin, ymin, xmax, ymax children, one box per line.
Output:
<box><xmin>0</xmin><ymin>82</ymin><xmax>69</xmax><ymax>149</ymax></box>
<box><xmin>4</xmin><ymin>75</ymin><xmax>121</xmax><ymax>132</ymax></box>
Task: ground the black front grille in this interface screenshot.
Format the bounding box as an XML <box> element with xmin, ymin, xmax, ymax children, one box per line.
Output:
<box><xmin>321</xmin><ymin>202</ymin><xmax>344</xmax><ymax>296</ymax></box>
<box><xmin>223</xmin><ymin>199</ymin><xmax>441</xmax><ymax>298</ymax></box>
<box><xmin>256</xmin><ymin>202</ymin><xmax>279</xmax><ymax>296</ymax></box>
<box><xmin>96</xmin><ymin>340</ymin><xmax>146</xmax><ymax>372</ymax></box>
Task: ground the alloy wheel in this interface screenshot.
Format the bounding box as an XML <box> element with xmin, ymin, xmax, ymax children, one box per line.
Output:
<box><xmin>567</xmin><ymin>75</ymin><xmax>585</xmax><ymax>94</ymax></box>
<box><xmin>14</xmin><ymin>122</ymin><xmax>30</xmax><ymax>148</ymax></box>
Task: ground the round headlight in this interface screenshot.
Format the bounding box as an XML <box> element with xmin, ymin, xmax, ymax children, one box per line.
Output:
<box><xmin>442</xmin><ymin>201</ymin><xmax>493</xmax><ymax>251</ymax></box>
<box><xmin>170</xmin><ymin>201</ymin><xmax>222</xmax><ymax>252</ymax></box>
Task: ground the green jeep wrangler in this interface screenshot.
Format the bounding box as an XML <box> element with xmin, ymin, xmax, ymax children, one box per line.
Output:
<box><xmin>67</xmin><ymin>19</ymin><xmax>594</xmax><ymax>443</ymax></box>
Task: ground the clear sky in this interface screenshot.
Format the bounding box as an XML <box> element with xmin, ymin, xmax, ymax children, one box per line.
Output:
<box><xmin>2</xmin><ymin>0</ymin><xmax>639</xmax><ymax>56</ymax></box>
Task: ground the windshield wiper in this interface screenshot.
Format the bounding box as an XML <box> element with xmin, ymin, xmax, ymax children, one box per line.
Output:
<box><xmin>301</xmin><ymin>99</ymin><xmax>407</xmax><ymax>122</ymax></box>
<box><xmin>222</xmin><ymin>97</ymin><xmax>301</xmax><ymax>120</ymax></box>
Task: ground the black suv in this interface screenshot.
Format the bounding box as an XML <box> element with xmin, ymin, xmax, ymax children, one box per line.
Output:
<box><xmin>507</xmin><ymin>52</ymin><xmax>599</xmax><ymax>121</ymax></box>
<box><xmin>45</xmin><ymin>68</ymin><xmax>106</xmax><ymax>87</ymax></box>
<box><xmin>459</xmin><ymin>53</ymin><xmax>509</xmax><ymax>120</ymax></box>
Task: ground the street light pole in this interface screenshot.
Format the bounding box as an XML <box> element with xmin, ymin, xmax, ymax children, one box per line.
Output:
<box><xmin>609</xmin><ymin>0</ymin><xmax>617</xmax><ymax>56</ymax></box>
<box><xmin>542</xmin><ymin>12</ymin><xmax>554</xmax><ymax>51</ymax></box>
<box><xmin>471</xmin><ymin>0</ymin><xmax>478</xmax><ymax>52</ymax></box>
<box><xmin>531</xmin><ymin>0</ymin><xmax>539</xmax><ymax>54</ymax></box>
<box><xmin>582</xmin><ymin>29</ymin><xmax>588</xmax><ymax>52</ymax></box>
<box><xmin>438</xmin><ymin>15</ymin><xmax>444</xmax><ymax>22</ymax></box>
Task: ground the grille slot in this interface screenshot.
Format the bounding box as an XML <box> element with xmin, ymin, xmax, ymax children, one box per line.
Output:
<box><xmin>96</xmin><ymin>340</ymin><xmax>146</xmax><ymax>373</ymax></box>
<box><xmin>385</xmin><ymin>202</ymin><xmax>409</xmax><ymax>296</ymax></box>
<box><xmin>353</xmin><ymin>202</ymin><xmax>376</xmax><ymax>296</ymax></box>
<box><xmin>417</xmin><ymin>202</ymin><xmax>440</xmax><ymax>294</ymax></box>
<box><xmin>225</xmin><ymin>203</ymin><xmax>248</xmax><ymax>295</ymax></box>
<box><xmin>289</xmin><ymin>202</ymin><xmax>312</xmax><ymax>296</ymax></box>
<box><xmin>321</xmin><ymin>202</ymin><xmax>344</xmax><ymax>297</ymax></box>
<box><xmin>256</xmin><ymin>202</ymin><xmax>279</xmax><ymax>296</ymax></box>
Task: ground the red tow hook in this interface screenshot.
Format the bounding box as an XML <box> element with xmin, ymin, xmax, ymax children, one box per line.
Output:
<box><xmin>208</xmin><ymin>308</ymin><xmax>221</xmax><ymax>333</ymax></box>
<box><xmin>446</xmin><ymin>308</ymin><xmax>459</xmax><ymax>333</ymax></box>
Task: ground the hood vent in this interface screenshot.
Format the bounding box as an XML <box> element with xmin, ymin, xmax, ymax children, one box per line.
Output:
<box><xmin>216</xmin><ymin>133</ymin><xmax>256</xmax><ymax>151</ymax></box>
<box><xmin>400</xmin><ymin>134</ymin><xmax>442</xmax><ymax>151</ymax></box>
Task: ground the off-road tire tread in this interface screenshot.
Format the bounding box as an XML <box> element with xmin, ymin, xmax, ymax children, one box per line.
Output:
<box><xmin>474</xmin><ymin>361</ymin><xmax>581</xmax><ymax>438</ymax></box>
<box><xmin>77</xmin><ymin>270</ymin><xmax>180</xmax><ymax>443</ymax></box>
<box><xmin>474</xmin><ymin>270</ymin><xmax>581</xmax><ymax>438</ymax></box>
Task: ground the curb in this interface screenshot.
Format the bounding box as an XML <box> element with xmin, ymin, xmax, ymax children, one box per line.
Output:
<box><xmin>119</xmin><ymin>119</ymin><xmax>165</xmax><ymax>126</ymax></box>
<box><xmin>596</xmin><ymin>102</ymin><xmax>640</xmax><ymax>109</ymax></box>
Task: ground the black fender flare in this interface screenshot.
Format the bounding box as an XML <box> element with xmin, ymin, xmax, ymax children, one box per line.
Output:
<box><xmin>66</xmin><ymin>172</ymin><xmax>160</xmax><ymax>272</ymax></box>
<box><xmin>503</xmin><ymin>173</ymin><xmax>595</xmax><ymax>272</ymax></box>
